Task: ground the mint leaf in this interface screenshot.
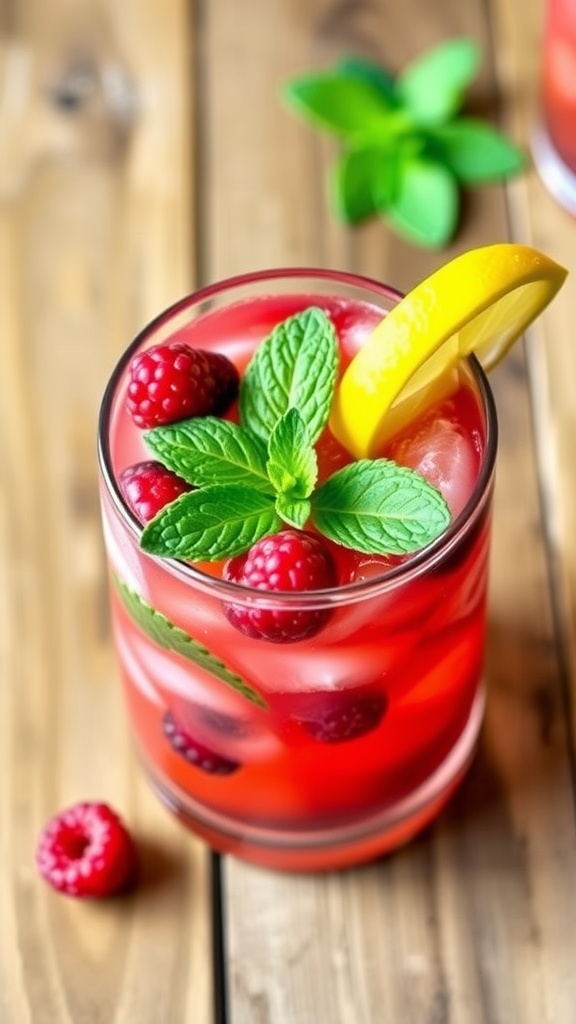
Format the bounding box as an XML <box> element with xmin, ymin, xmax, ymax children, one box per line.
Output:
<box><xmin>335</xmin><ymin>56</ymin><xmax>398</xmax><ymax>107</ymax></box>
<box><xmin>113</xmin><ymin>576</ymin><xmax>267</xmax><ymax>708</ymax></box>
<box><xmin>275</xmin><ymin>493</ymin><xmax>311</xmax><ymax>530</ymax></box>
<box><xmin>145</xmin><ymin>417</ymin><xmax>273</xmax><ymax>492</ymax></box>
<box><xmin>141</xmin><ymin>486</ymin><xmax>280</xmax><ymax>561</ymax></box>
<box><xmin>385</xmin><ymin>156</ymin><xmax>459</xmax><ymax>249</ymax></box>
<box><xmin>239</xmin><ymin>307</ymin><xmax>339</xmax><ymax>444</ymax></box>
<box><xmin>281</xmin><ymin>40</ymin><xmax>524</xmax><ymax>249</ymax></box>
<box><xmin>430</xmin><ymin>118</ymin><xmax>525</xmax><ymax>182</ymax></box>
<box><xmin>333</xmin><ymin>146</ymin><xmax>399</xmax><ymax>223</ymax></box>
<box><xmin>311</xmin><ymin>460</ymin><xmax>450</xmax><ymax>555</ymax></box>
<box><xmin>267</xmin><ymin>409</ymin><xmax>315</xmax><ymax>528</ymax></box>
<box><xmin>282</xmin><ymin>71</ymin><xmax>394</xmax><ymax>138</ymax></box>
<box><xmin>397</xmin><ymin>38</ymin><xmax>480</xmax><ymax>126</ymax></box>
<box><xmin>266</xmin><ymin>408</ymin><xmax>317</xmax><ymax>499</ymax></box>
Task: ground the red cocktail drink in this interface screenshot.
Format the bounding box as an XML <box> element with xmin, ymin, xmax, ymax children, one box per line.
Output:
<box><xmin>98</xmin><ymin>270</ymin><xmax>497</xmax><ymax>871</ymax></box>
<box><xmin>533</xmin><ymin>0</ymin><xmax>576</xmax><ymax>213</ymax></box>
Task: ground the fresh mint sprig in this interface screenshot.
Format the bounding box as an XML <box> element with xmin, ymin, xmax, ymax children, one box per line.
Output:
<box><xmin>140</xmin><ymin>307</ymin><xmax>451</xmax><ymax>561</ymax></box>
<box><xmin>281</xmin><ymin>39</ymin><xmax>525</xmax><ymax>249</ymax></box>
<box><xmin>312</xmin><ymin>460</ymin><xmax>450</xmax><ymax>554</ymax></box>
<box><xmin>267</xmin><ymin>408</ymin><xmax>317</xmax><ymax>500</ymax></box>
<box><xmin>114</xmin><ymin>576</ymin><xmax>268</xmax><ymax>708</ymax></box>
<box><xmin>144</xmin><ymin>417</ymin><xmax>273</xmax><ymax>492</ymax></box>
<box><xmin>267</xmin><ymin>408</ymin><xmax>317</xmax><ymax>529</ymax></box>
<box><xmin>141</xmin><ymin>485</ymin><xmax>281</xmax><ymax>561</ymax></box>
<box><xmin>239</xmin><ymin>305</ymin><xmax>339</xmax><ymax>443</ymax></box>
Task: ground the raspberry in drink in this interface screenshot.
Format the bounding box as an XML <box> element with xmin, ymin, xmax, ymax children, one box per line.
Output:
<box><xmin>98</xmin><ymin>269</ymin><xmax>497</xmax><ymax>870</ymax></box>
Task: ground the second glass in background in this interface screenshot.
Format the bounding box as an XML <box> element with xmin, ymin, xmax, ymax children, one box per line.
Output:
<box><xmin>533</xmin><ymin>0</ymin><xmax>576</xmax><ymax>213</ymax></box>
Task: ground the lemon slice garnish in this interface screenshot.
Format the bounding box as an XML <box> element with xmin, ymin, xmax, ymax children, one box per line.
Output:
<box><xmin>330</xmin><ymin>243</ymin><xmax>568</xmax><ymax>457</ymax></box>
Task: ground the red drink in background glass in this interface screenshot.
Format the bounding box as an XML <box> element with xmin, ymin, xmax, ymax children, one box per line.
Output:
<box><xmin>98</xmin><ymin>270</ymin><xmax>497</xmax><ymax>871</ymax></box>
<box><xmin>533</xmin><ymin>0</ymin><xmax>576</xmax><ymax>213</ymax></box>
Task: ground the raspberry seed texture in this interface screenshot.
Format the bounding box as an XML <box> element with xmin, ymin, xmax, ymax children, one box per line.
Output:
<box><xmin>223</xmin><ymin>529</ymin><xmax>337</xmax><ymax>643</ymax></box>
<box><xmin>163</xmin><ymin>711</ymin><xmax>240</xmax><ymax>775</ymax></box>
<box><xmin>126</xmin><ymin>341</ymin><xmax>239</xmax><ymax>428</ymax></box>
<box><xmin>119</xmin><ymin>460</ymin><xmax>192</xmax><ymax>523</ymax></box>
<box><xmin>295</xmin><ymin>692</ymin><xmax>388</xmax><ymax>743</ymax></box>
<box><xmin>36</xmin><ymin>801</ymin><xmax>138</xmax><ymax>898</ymax></box>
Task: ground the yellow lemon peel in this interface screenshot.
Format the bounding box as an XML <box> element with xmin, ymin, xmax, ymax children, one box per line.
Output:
<box><xmin>330</xmin><ymin>243</ymin><xmax>568</xmax><ymax>457</ymax></box>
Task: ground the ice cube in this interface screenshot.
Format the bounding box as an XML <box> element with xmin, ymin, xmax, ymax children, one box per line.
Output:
<box><xmin>115</xmin><ymin>626</ymin><xmax>163</xmax><ymax>706</ymax></box>
<box><xmin>388</xmin><ymin>416</ymin><xmax>479</xmax><ymax>518</ymax></box>
<box><xmin>240</xmin><ymin>645</ymin><xmax>401</xmax><ymax>695</ymax></box>
<box><xmin>137</xmin><ymin>642</ymin><xmax>280</xmax><ymax>761</ymax></box>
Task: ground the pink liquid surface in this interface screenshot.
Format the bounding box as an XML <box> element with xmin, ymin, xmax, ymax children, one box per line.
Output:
<box><xmin>100</xmin><ymin>287</ymin><xmax>494</xmax><ymax>869</ymax></box>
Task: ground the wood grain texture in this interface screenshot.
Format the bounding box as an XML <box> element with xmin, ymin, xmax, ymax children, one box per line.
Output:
<box><xmin>205</xmin><ymin>1</ymin><xmax>576</xmax><ymax>1022</ymax></box>
<box><xmin>3</xmin><ymin>0</ymin><xmax>576</xmax><ymax>1021</ymax></box>
<box><xmin>491</xmin><ymin>0</ymin><xmax>576</xmax><ymax>720</ymax></box>
<box><xmin>0</xmin><ymin>2</ymin><xmax>212</xmax><ymax>1023</ymax></box>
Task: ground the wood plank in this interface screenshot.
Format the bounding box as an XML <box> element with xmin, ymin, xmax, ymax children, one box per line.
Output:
<box><xmin>201</xmin><ymin>1</ymin><xmax>576</xmax><ymax>1021</ymax></box>
<box><xmin>202</xmin><ymin>0</ymin><xmax>503</xmax><ymax>288</ymax></box>
<box><xmin>490</xmin><ymin>0</ymin><xmax>576</xmax><ymax>727</ymax></box>
<box><xmin>0</xmin><ymin>2</ymin><xmax>213</xmax><ymax>1022</ymax></box>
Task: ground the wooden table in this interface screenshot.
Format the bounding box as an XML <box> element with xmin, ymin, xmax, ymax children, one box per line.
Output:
<box><xmin>2</xmin><ymin>0</ymin><xmax>575</xmax><ymax>1021</ymax></box>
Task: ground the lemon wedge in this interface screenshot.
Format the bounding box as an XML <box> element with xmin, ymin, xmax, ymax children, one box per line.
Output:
<box><xmin>330</xmin><ymin>243</ymin><xmax>568</xmax><ymax>457</ymax></box>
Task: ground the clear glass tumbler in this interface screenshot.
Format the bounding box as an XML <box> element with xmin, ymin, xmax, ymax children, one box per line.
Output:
<box><xmin>533</xmin><ymin>0</ymin><xmax>576</xmax><ymax>213</ymax></box>
<box><xmin>97</xmin><ymin>269</ymin><xmax>497</xmax><ymax>871</ymax></box>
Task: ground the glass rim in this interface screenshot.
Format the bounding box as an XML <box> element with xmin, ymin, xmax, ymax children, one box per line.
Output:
<box><xmin>97</xmin><ymin>266</ymin><xmax>498</xmax><ymax>609</ymax></box>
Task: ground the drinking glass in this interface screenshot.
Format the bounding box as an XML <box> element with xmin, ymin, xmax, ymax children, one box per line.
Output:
<box><xmin>97</xmin><ymin>269</ymin><xmax>497</xmax><ymax>871</ymax></box>
<box><xmin>533</xmin><ymin>0</ymin><xmax>576</xmax><ymax>213</ymax></box>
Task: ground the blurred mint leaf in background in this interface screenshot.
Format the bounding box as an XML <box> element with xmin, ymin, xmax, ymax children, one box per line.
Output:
<box><xmin>282</xmin><ymin>38</ymin><xmax>525</xmax><ymax>249</ymax></box>
<box><xmin>283</xmin><ymin>72</ymin><xmax>396</xmax><ymax>137</ymax></box>
<box><xmin>429</xmin><ymin>118</ymin><xmax>526</xmax><ymax>182</ymax></box>
<box><xmin>386</xmin><ymin>158</ymin><xmax>460</xmax><ymax>249</ymax></box>
<box><xmin>396</xmin><ymin>38</ymin><xmax>479</xmax><ymax>126</ymax></box>
<box><xmin>332</xmin><ymin>146</ymin><xmax>399</xmax><ymax>222</ymax></box>
<box><xmin>335</xmin><ymin>55</ymin><xmax>398</xmax><ymax>106</ymax></box>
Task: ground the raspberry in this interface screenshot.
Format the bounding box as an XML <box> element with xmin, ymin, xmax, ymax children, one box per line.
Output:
<box><xmin>163</xmin><ymin>711</ymin><xmax>240</xmax><ymax>775</ymax></box>
<box><xmin>119</xmin><ymin>460</ymin><xmax>192</xmax><ymax>522</ymax></box>
<box><xmin>126</xmin><ymin>342</ymin><xmax>239</xmax><ymax>428</ymax></box>
<box><xmin>196</xmin><ymin>705</ymin><xmax>251</xmax><ymax>739</ymax></box>
<box><xmin>223</xmin><ymin>529</ymin><xmax>337</xmax><ymax>643</ymax></box>
<box><xmin>36</xmin><ymin>802</ymin><xmax>138</xmax><ymax>898</ymax></box>
<box><xmin>294</xmin><ymin>692</ymin><xmax>387</xmax><ymax>743</ymax></box>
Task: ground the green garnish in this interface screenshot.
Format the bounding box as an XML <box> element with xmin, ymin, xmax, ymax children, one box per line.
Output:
<box><xmin>145</xmin><ymin>417</ymin><xmax>273</xmax><ymax>492</ymax></box>
<box><xmin>266</xmin><ymin>408</ymin><xmax>317</xmax><ymax>501</ymax></box>
<box><xmin>114</xmin><ymin>577</ymin><xmax>267</xmax><ymax>708</ymax></box>
<box><xmin>142</xmin><ymin>486</ymin><xmax>281</xmax><ymax>561</ymax></box>
<box><xmin>281</xmin><ymin>40</ymin><xmax>525</xmax><ymax>249</ymax></box>
<box><xmin>139</xmin><ymin>306</ymin><xmax>451</xmax><ymax>562</ymax></box>
<box><xmin>239</xmin><ymin>305</ymin><xmax>339</xmax><ymax>442</ymax></box>
<box><xmin>311</xmin><ymin>460</ymin><xmax>450</xmax><ymax>554</ymax></box>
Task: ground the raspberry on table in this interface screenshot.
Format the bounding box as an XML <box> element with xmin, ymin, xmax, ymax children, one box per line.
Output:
<box><xmin>36</xmin><ymin>802</ymin><xmax>138</xmax><ymax>898</ymax></box>
<box><xmin>294</xmin><ymin>692</ymin><xmax>388</xmax><ymax>743</ymax></box>
<box><xmin>119</xmin><ymin>460</ymin><xmax>193</xmax><ymax>522</ymax></box>
<box><xmin>163</xmin><ymin>711</ymin><xmax>240</xmax><ymax>775</ymax></box>
<box><xmin>223</xmin><ymin>529</ymin><xmax>337</xmax><ymax>643</ymax></box>
<box><xmin>126</xmin><ymin>341</ymin><xmax>239</xmax><ymax>428</ymax></box>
